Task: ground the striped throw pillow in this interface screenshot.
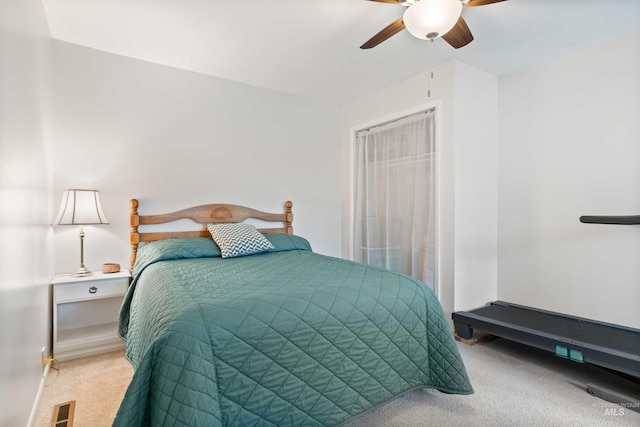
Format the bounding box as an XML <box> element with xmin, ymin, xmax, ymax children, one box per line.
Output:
<box><xmin>207</xmin><ymin>223</ymin><xmax>274</xmax><ymax>258</ymax></box>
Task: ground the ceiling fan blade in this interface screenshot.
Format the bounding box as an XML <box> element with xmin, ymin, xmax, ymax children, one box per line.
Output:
<box><xmin>365</xmin><ymin>0</ymin><xmax>403</xmax><ymax>4</ymax></box>
<box><xmin>360</xmin><ymin>18</ymin><xmax>406</xmax><ymax>49</ymax></box>
<box><xmin>464</xmin><ymin>0</ymin><xmax>507</xmax><ymax>7</ymax></box>
<box><xmin>442</xmin><ymin>16</ymin><xmax>474</xmax><ymax>49</ymax></box>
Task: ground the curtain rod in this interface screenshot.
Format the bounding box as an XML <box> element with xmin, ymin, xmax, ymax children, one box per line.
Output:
<box><xmin>355</xmin><ymin>108</ymin><xmax>435</xmax><ymax>135</ymax></box>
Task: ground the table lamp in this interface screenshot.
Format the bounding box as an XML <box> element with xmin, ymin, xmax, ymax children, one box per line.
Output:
<box><xmin>55</xmin><ymin>189</ymin><xmax>109</xmax><ymax>276</ymax></box>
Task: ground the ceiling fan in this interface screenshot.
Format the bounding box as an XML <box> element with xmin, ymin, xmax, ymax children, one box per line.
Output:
<box><xmin>361</xmin><ymin>0</ymin><xmax>507</xmax><ymax>50</ymax></box>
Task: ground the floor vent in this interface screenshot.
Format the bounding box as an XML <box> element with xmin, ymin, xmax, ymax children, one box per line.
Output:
<box><xmin>51</xmin><ymin>401</ymin><xmax>75</xmax><ymax>427</ymax></box>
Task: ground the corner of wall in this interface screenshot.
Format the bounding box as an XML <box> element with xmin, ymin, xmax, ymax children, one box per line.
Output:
<box><xmin>451</xmin><ymin>62</ymin><xmax>499</xmax><ymax>312</ymax></box>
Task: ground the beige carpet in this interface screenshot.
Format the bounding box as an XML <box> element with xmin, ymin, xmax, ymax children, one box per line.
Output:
<box><xmin>34</xmin><ymin>339</ymin><xmax>639</xmax><ymax>426</ymax></box>
<box><xmin>346</xmin><ymin>338</ymin><xmax>640</xmax><ymax>426</ymax></box>
<box><xmin>34</xmin><ymin>350</ymin><xmax>132</xmax><ymax>427</ymax></box>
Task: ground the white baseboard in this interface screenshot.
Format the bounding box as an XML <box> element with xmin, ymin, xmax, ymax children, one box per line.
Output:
<box><xmin>26</xmin><ymin>361</ymin><xmax>51</xmax><ymax>427</ymax></box>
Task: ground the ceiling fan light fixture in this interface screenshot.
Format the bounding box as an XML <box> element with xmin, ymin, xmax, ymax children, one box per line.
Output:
<box><xmin>403</xmin><ymin>0</ymin><xmax>463</xmax><ymax>40</ymax></box>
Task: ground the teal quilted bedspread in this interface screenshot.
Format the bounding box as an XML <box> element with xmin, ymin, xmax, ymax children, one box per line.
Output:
<box><xmin>114</xmin><ymin>235</ymin><xmax>472</xmax><ymax>426</ymax></box>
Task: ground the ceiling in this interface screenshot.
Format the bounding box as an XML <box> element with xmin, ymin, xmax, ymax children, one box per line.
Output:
<box><xmin>42</xmin><ymin>0</ymin><xmax>640</xmax><ymax>105</ymax></box>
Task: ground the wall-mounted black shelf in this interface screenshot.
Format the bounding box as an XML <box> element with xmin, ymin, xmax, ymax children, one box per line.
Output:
<box><xmin>579</xmin><ymin>215</ymin><xmax>640</xmax><ymax>225</ymax></box>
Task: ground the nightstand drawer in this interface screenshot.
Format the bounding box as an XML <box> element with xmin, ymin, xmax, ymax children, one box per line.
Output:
<box><xmin>55</xmin><ymin>277</ymin><xmax>128</xmax><ymax>304</ymax></box>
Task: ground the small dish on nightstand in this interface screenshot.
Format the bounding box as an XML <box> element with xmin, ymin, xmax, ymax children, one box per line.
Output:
<box><xmin>102</xmin><ymin>263</ymin><xmax>121</xmax><ymax>273</ymax></box>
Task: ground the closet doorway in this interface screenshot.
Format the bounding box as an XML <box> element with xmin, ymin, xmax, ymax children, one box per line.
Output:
<box><xmin>352</xmin><ymin>107</ymin><xmax>439</xmax><ymax>293</ymax></box>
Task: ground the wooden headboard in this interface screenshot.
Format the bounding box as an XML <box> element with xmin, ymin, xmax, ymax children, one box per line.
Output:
<box><xmin>129</xmin><ymin>199</ymin><xmax>293</xmax><ymax>270</ymax></box>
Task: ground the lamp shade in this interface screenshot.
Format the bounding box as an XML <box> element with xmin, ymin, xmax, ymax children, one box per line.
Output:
<box><xmin>55</xmin><ymin>189</ymin><xmax>109</xmax><ymax>225</ymax></box>
<box><xmin>403</xmin><ymin>0</ymin><xmax>463</xmax><ymax>40</ymax></box>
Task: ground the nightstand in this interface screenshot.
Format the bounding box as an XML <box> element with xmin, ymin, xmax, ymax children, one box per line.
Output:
<box><xmin>51</xmin><ymin>270</ymin><xmax>130</xmax><ymax>361</ymax></box>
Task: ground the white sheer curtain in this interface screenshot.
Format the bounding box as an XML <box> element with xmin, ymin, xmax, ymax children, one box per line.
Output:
<box><xmin>353</xmin><ymin>109</ymin><xmax>436</xmax><ymax>290</ymax></box>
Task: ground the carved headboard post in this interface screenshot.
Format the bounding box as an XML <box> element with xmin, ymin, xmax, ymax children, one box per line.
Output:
<box><xmin>285</xmin><ymin>200</ymin><xmax>293</xmax><ymax>234</ymax></box>
<box><xmin>130</xmin><ymin>199</ymin><xmax>140</xmax><ymax>271</ymax></box>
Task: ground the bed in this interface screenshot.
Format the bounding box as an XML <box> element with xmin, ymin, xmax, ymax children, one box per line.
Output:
<box><xmin>113</xmin><ymin>199</ymin><xmax>473</xmax><ymax>426</ymax></box>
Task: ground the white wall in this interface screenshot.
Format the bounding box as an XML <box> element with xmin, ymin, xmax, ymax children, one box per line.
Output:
<box><xmin>0</xmin><ymin>0</ymin><xmax>54</xmax><ymax>425</ymax></box>
<box><xmin>341</xmin><ymin>61</ymin><xmax>499</xmax><ymax>319</ymax></box>
<box><xmin>453</xmin><ymin>62</ymin><xmax>499</xmax><ymax>312</ymax></box>
<box><xmin>49</xmin><ymin>41</ymin><xmax>342</xmax><ymax>274</ymax></box>
<box><xmin>498</xmin><ymin>34</ymin><xmax>640</xmax><ymax>329</ymax></box>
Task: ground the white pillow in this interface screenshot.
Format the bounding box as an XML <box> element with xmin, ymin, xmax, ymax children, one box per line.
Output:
<box><xmin>207</xmin><ymin>223</ymin><xmax>274</xmax><ymax>258</ymax></box>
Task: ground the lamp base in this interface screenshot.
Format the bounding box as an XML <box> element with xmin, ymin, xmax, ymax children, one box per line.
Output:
<box><xmin>73</xmin><ymin>227</ymin><xmax>93</xmax><ymax>277</ymax></box>
<box><xmin>72</xmin><ymin>266</ymin><xmax>93</xmax><ymax>277</ymax></box>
